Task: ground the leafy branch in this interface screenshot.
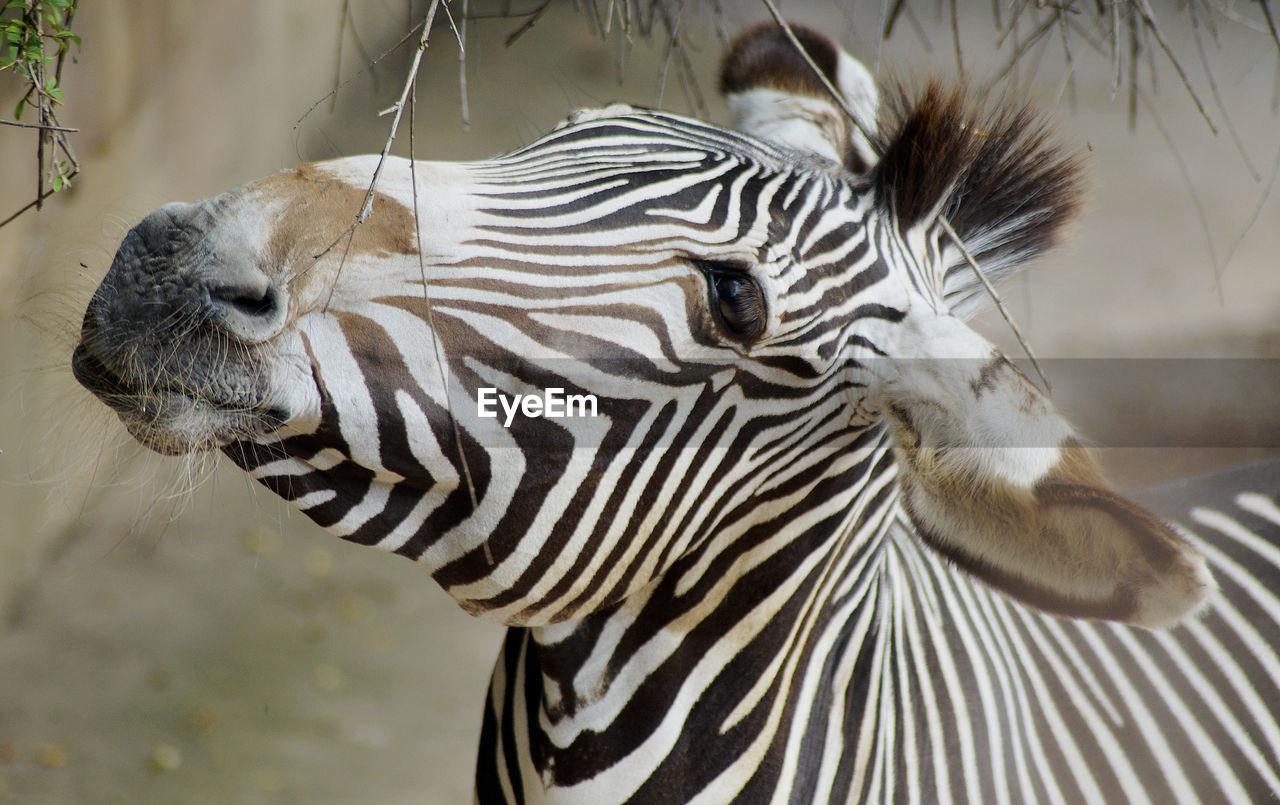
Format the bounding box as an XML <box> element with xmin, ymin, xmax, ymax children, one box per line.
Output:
<box><xmin>1</xmin><ymin>0</ymin><xmax>80</xmax><ymax>228</ymax></box>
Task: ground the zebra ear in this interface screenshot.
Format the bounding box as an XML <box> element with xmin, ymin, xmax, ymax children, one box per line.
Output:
<box><xmin>879</xmin><ymin>313</ymin><xmax>1215</xmax><ymax>628</ymax></box>
<box><xmin>720</xmin><ymin>22</ymin><xmax>878</xmax><ymax>172</ymax></box>
<box><xmin>874</xmin><ymin>84</ymin><xmax>1083</xmax><ymax>320</ymax></box>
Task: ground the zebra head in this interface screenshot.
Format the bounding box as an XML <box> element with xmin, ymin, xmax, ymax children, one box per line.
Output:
<box><xmin>73</xmin><ymin>24</ymin><xmax>1211</xmax><ymax>630</ymax></box>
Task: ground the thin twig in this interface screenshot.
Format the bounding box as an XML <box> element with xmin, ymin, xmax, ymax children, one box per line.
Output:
<box><xmin>406</xmin><ymin>80</ymin><xmax>486</xmax><ymax>563</ymax></box>
<box><xmin>459</xmin><ymin>0</ymin><xmax>471</xmax><ymax>128</ymax></box>
<box><xmin>759</xmin><ymin>0</ymin><xmax>877</xmax><ymax>147</ymax></box>
<box><xmin>318</xmin><ymin>0</ymin><xmax>443</xmax><ymax>309</ymax></box>
<box><xmin>1023</xmin><ymin>6</ymin><xmax>1059</xmax><ymax>93</ymax></box>
<box><xmin>1258</xmin><ymin>0</ymin><xmax>1280</xmax><ymax>51</ymax></box>
<box><xmin>1128</xmin><ymin>4</ymin><xmax>1139</xmax><ymax>131</ymax></box>
<box><xmin>950</xmin><ymin>0</ymin><xmax>964</xmax><ymax>81</ymax></box>
<box><xmin>981</xmin><ymin>12</ymin><xmax>1059</xmax><ymax>97</ymax></box>
<box><xmin>294</xmin><ymin>19</ymin><xmax>427</xmax><ymax>132</ymax></box>
<box><xmin>435</xmin><ymin>0</ymin><xmax>469</xmax><ymax>127</ymax></box>
<box><xmin>1216</xmin><ymin>139</ymin><xmax>1280</xmax><ymax>283</ymax></box>
<box><xmin>345</xmin><ymin>7</ymin><xmax>378</xmax><ymax>93</ymax></box>
<box><xmin>881</xmin><ymin>0</ymin><xmax>906</xmax><ymax>39</ymax></box>
<box><xmin>53</xmin><ymin>0</ymin><xmax>75</xmax><ymax>88</ymax></box>
<box><xmin>937</xmin><ymin>217</ymin><xmax>1053</xmax><ymax>392</ymax></box>
<box><xmin>0</xmin><ymin>119</ymin><xmax>77</xmax><ymax>132</ymax></box>
<box><xmin>1111</xmin><ymin>0</ymin><xmax>1122</xmax><ymax>97</ymax></box>
<box><xmin>1055</xmin><ymin>8</ymin><xmax>1077</xmax><ymax>113</ymax></box>
<box><xmin>709</xmin><ymin>0</ymin><xmax>730</xmax><ymax>49</ymax></box>
<box><xmin>664</xmin><ymin>2</ymin><xmax>706</xmax><ymax>117</ymax></box>
<box><xmin>994</xmin><ymin>0</ymin><xmax>1035</xmax><ymax>49</ymax></box>
<box><xmin>1133</xmin><ymin>0</ymin><xmax>1218</xmax><ymax>135</ymax></box>
<box><xmin>1189</xmin><ymin>2</ymin><xmax>1259</xmax><ymax>179</ymax></box>
<box><xmin>0</xmin><ymin>167</ymin><xmax>78</xmax><ymax>228</ymax></box>
<box><xmin>653</xmin><ymin>0</ymin><xmax>705</xmax><ymax>116</ymax></box>
<box><xmin>331</xmin><ymin>0</ymin><xmax>350</xmax><ymax>112</ymax></box>
<box><xmin>1196</xmin><ymin>0</ymin><xmax>1220</xmax><ymax>42</ymax></box>
<box><xmin>901</xmin><ymin>3</ymin><xmax>933</xmax><ymax>53</ymax></box>
<box><xmin>655</xmin><ymin>4</ymin><xmax>677</xmax><ymax>107</ymax></box>
<box><xmin>503</xmin><ymin>0</ymin><xmax>552</xmax><ymax>46</ymax></box>
<box><xmin>33</xmin><ymin>6</ymin><xmax>46</xmax><ymax>210</ymax></box>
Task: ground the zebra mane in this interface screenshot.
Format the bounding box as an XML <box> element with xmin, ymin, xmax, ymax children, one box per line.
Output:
<box><xmin>873</xmin><ymin>83</ymin><xmax>1083</xmax><ymax>316</ymax></box>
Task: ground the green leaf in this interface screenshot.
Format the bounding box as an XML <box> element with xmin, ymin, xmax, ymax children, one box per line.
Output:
<box><xmin>13</xmin><ymin>96</ymin><xmax>25</xmax><ymax>120</ymax></box>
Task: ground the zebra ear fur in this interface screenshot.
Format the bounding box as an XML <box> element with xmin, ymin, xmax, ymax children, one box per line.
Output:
<box><xmin>879</xmin><ymin>313</ymin><xmax>1215</xmax><ymax>629</ymax></box>
<box><xmin>720</xmin><ymin>22</ymin><xmax>878</xmax><ymax>172</ymax></box>
<box><xmin>873</xmin><ymin>84</ymin><xmax>1083</xmax><ymax>319</ymax></box>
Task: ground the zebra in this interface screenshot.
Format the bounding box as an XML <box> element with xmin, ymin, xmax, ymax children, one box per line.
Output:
<box><xmin>70</xmin><ymin>22</ymin><xmax>1280</xmax><ymax>804</ymax></box>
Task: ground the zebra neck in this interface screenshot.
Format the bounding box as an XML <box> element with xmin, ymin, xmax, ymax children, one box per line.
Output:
<box><xmin>491</xmin><ymin>433</ymin><xmax>903</xmax><ymax>795</ymax></box>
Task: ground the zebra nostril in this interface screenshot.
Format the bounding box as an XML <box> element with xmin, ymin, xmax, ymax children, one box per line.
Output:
<box><xmin>208</xmin><ymin>277</ymin><xmax>286</xmax><ymax>341</ymax></box>
<box><xmin>219</xmin><ymin>284</ymin><xmax>279</xmax><ymax>318</ymax></box>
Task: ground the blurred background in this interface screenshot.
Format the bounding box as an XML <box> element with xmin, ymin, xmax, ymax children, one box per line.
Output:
<box><xmin>0</xmin><ymin>1</ymin><xmax>1277</xmax><ymax>801</ymax></box>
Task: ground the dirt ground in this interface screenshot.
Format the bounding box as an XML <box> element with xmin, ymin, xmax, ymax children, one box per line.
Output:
<box><xmin>1</xmin><ymin>2</ymin><xmax>1278</xmax><ymax>803</ymax></box>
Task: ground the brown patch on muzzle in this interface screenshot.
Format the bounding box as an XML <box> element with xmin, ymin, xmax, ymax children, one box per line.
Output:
<box><xmin>261</xmin><ymin>164</ymin><xmax>418</xmax><ymax>283</ymax></box>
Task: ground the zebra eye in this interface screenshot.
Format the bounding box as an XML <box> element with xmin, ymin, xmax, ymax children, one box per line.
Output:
<box><xmin>697</xmin><ymin>261</ymin><xmax>766</xmax><ymax>341</ymax></box>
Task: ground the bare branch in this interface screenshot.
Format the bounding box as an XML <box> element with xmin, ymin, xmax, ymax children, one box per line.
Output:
<box><xmin>759</xmin><ymin>0</ymin><xmax>878</xmax><ymax>147</ymax></box>
<box><xmin>318</xmin><ymin>0</ymin><xmax>443</xmax><ymax>310</ymax></box>
<box><xmin>1218</xmin><ymin>140</ymin><xmax>1280</xmax><ymax>282</ymax></box>
<box><xmin>294</xmin><ymin>19</ymin><xmax>427</xmax><ymax>132</ymax></box>
<box><xmin>1055</xmin><ymin>8</ymin><xmax>1078</xmax><ymax>113</ymax></box>
<box><xmin>0</xmin><ymin>163</ymin><xmax>79</xmax><ymax>229</ymax></box>
<box><xmin>881</xmin><ymin>0</ymin><xmax>906</xmax><ymax>39</ymax></box>
<box><xmin>1111</xmin><ymin>0</ymin><xmax>1122</xmax><ymax>97</ymax></box>
<box><xmin>1190</xmin><ymin>2</ymin><xmax>1260</xmax><ymax>180</ymax></box>
<box><xmin>1134</xmin><ymin>0</ymin><xmax>1218</xmax><ymax>135</ymax></box>
<box><xmin>950</xmin><ymin>0</ymin><xmax>964</xmax><ymax>81</ymax></box>
<box><xmin>330</xmin><ymin>0</ymin><xmax>350</xmax><ymax>112</ymax></box>
<box><xmin>1258</xmin><ymin>0</ymin><xmax>1280</xmax><ymax>51</ymax></box>
<box><xmin>439</xmin><ymin>0</ymin><xmax>470</xmax><ymax>127</ymax></box>
<box><xmin>503</xmin><ymin>0</ymin><xmax>552</xmax><ymax>47</ymax></box>
<box><xmin>0</xmin><ymin>119</ymin><xmax>77</xmax><ymax>132</ymax></box>
<box><xmin>405</xmin><ymin>78</ymin><xmax>486</xmax><ymax>563</ymax></box>
<box><xmin>1128</xmin><ymin>4</ymin><xmax>1140</xmax><ymax>132</ymax></box>
<box><xmin>937</xmin><ymin>217</ymin><xmax>1053</xmax><ymax>393</ymax></box>
<box><xmin>981</xmin><ymin>12</ymin><xmax>1058</xmax><ymax>97</ymax></box>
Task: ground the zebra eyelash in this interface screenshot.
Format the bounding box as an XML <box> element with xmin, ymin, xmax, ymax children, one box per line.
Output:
<box><xmin>694</xmin><ymin>259</ymin><xmax>767</xmax><ymax>342</ymax></box>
